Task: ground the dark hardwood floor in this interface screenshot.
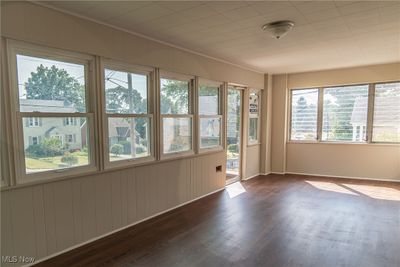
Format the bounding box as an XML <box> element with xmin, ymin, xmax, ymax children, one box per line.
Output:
<box><xmin>36</xmin><ymin>174</ymin><xmax>400</xmax><ymax>267</ymax></box>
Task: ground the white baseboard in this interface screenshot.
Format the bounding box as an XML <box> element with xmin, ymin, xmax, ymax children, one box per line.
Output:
<box><xmin>26</xmin><ymin>187</ymin><xmax>225</xmax><ymax>267</ymax></box>
<box><xmin>243</xmin><ymin>172</ymin><xmax>272</xmax><ymax>181</ymax></box>
<box><xmin>284</xmin><ymin>171</ymin><xmax>400</xmax><ymax>183</ymax></box>
<box><xmin>270</xmin><ymin>172</ymin><xmax>286</xmax><ymax>175</ymax></box>
<box><xmin>243</xmin><ymin>173</ymin><xmax>261</xmax><ymax>180</ymax></box>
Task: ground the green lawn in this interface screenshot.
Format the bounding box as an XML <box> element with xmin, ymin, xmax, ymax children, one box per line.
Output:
<box><xmin>26</xmin><ymin>152</ymin><xmax>89</xmax><ymax>170</ymax></box>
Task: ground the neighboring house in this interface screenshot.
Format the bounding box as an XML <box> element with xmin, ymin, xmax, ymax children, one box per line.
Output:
<box><xmin>21</xmin><ymin>99</ymin><xmax>83</xmax><ymax>150</ymax></box>
<box><xmin>351</xmin><ymin>96</ymin><xmax>400</xmax><ymax>141</ymax></box>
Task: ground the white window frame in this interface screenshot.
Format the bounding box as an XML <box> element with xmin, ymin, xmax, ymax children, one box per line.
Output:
<box><xmin>198</xmin><ymin>78</ymin><xmax>223</xmax><ymax>153</ymax></box>
<box><xmin>101</xmin><ymin>59</ymin><xmax>155</xmax><ymax>169</ymax></box>
<box><xmin>248</xmin><ymin>89</ymin><xmax>261</xmax><ymax>146</ymax></box>
<box><xmin>7</xmin><ymin>40</ymin><xmax>97</xmax><ymax>184</ymax></box>
<box><xmin>159</xmin><ymin>71</ymin><xmax>195</xmax><ymax>159</ymax></box>
<box><xmin>288</xmin><ymin>81</ymin><xmax>400</xmax><ymax>145</ymax></box>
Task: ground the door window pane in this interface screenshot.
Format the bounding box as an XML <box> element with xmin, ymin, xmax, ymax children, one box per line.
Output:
<box><xmin>160</xmin><ymin>78</ymin><xmax>189</xmax><ymax>114</ymax></box>
<box><xmin>22</xmin><ymin>117</ymin><xmax>89</xmax><ymax>173</ymax></box>
<box><xmin>17</xmin><ymin>55</ymin><xmax>86</xmax><ymax>112</ymax></box>
<box><xmin>322</xmin><ymin>85</ymin><xmax>368</xmax><ymax>142</ymax></box>
<box><xmin>249</xmin><ymin>118</ymin><xmax>258</xmax><ymax>142</ymax></box>
<box><xmin>108</xmin><ymin>117</ymin><xmax>150</xmax><ymax>161</ymax></box>
<box><xmin>163</xmin><ymin>117</ymin><xmax>192</xmax><ymax>153</ymax></box>
<box><xmin>372</xmin><ymin>82</ymin><xmax>400</xmax><ymax>142</ymax></box>
<box><xmin>200</xmin><ymin>117</ymin><xmax>221</xmax><ymax>149</ymax></box>
<box><xmin>290</xmin><ymin>89</ymin><xmax>318</xmax><ymax>141</ymax></box>
<box><xmin>104</xmin><ymin>69</ymin><xmax>148</xmax><ymax>114</ymax></box>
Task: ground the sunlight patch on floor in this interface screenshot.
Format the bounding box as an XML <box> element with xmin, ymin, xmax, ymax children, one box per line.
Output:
<box><xmin>342</xmin><ymin>184</ymin><xmax>400</xmax><ymax>201</ymax></box>
<box><xmin>226</xmin><ymin>182</ymin><xmax>246</xmax><ymax>198</ymax></box>
<box><xmin>306</xmin><ymin>181</ymin><xmax>359</xmax><ymax>196</ymax></box>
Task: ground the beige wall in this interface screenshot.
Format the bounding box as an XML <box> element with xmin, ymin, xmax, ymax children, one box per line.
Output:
<box><xmin>271</xmin><ymin>63</ymin><xmax>400</xmax><ymax>180</ymax></box>
<box><xmin>0</xmin><ymin>2</ymin><xmax>265</xmax><ymax>265</ymax></box>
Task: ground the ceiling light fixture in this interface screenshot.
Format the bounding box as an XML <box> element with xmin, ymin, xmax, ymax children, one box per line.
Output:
<box><xmin>262</xmin><ymin>20</ymin><xmax>295</xmax><ymax>39</ymax></box>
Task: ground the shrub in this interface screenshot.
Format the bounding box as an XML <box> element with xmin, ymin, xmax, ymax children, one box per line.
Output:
<box><xmin>61</xmin><ymin>152</ymin><xmax>79</xmax><ymax>166</ymax></box>
<box><xmin>25</xmin><ymin>137</ymin><xmax>63</xmax><ymax>157</ymax></box>
<box><xmin>135</xmin><ymin>145</ymin><xmax>146</xmax><ymax>154</ymax></box>
<box><xmin>227</xmin><ymin>144</ymin><xmax>238</xmax><ymax>154</ymax></box>
<box><xmin>111</xmin><ymin>144</ymin><xmax>123</xmax><ymax>156</ymax></box>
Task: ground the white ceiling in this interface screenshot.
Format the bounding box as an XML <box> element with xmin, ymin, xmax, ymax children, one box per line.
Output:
<box><xmin>42</xmin><ymin>1</ymin><xmax>400</xmax><ymax>74</ymax></box>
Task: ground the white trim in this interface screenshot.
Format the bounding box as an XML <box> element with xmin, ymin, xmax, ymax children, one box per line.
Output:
<box><xmin>32</xmin><ymin>1</ymin><xmax>264</xmax><ymax>75</ymax></box>
<box><xmin>283</xmin><ymin>171</ymin><xmax>400</xmax><ymax>183</ymax></box>
<box><xmin>243</xmin><ymin>173</ymin><xmax>261</xmax><ymax>181</ymax></box>
<box><xmin>24</xmin><ymin>186</ymin><xmax>225</xmax><ymax>267</ymax></box>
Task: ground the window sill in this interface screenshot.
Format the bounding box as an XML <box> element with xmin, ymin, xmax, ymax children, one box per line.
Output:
<box><xmin>287</xmin><ymin>141</ymin><xmax>400</xmax><ymax>146</ymax></box>
<box><xmin>247</xmin><ymin>142</ymin><xmax>261</xmax><ymax>147</ymax></box>
<box><xmin>198</xmin><ymin>146</ymin><xmax>224</xmax><ymax>155</ymax></box>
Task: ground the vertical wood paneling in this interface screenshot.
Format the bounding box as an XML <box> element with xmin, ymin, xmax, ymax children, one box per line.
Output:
<box><xmin>120</xmin><ymin>172</ymin><xmax>128</xmax><ymax>226</ymax></box>
<box><xmin>1</xmin><ymin>191</ymin><xmax>14</xmax><ymax>258</ymax></box>
<box><xmin>71</xmin><ymin>179</ymin><xmax>83</xmax><ymax>244</ymax></box>
<box><xmin>10</xmin><ymin>187</ymin><xmax>36</xmax><ymax>258</ymax></box>
<box><xmin>111</xmin><ymin>172</ymin><xmax>122</xmax><ymax>229</ymax></box>
<box><xmin>2</xmin><ymin>152</ymin><xmax>226</xmax><ymax>265</ymax></box>
<box><xmin>53</xmin><ymin>180</ymin><xmax>74</xmax><ymax>251</ymax></box>
<box><xmin>32</xmin><ymin>185</ymin><xmax>47</xmax><ymax>258</ymax></box>
<box><xmin>126</xmin><ymin>168</ymin><xmax>137</xmax><ymax>223</ymax></box>
<box><xmin>80</xmin><ymin>176</ymin><xmax>97</xmax><ymax>241</ymax></box>
<box><xmin>95</xmin><ymin>173</ymin><xmax>112</xmax><ymax>235</ymax></box>
<box><xmin>42</xmin><ymin>183</ymin><xmax>57</xmax><ymax>255</ymax></box>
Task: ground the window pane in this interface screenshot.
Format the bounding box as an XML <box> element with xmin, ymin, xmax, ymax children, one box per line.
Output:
<box><xmin>17</xmin><ymin>55</ymin><xmax>86</xmax><ymax>113</ymax></box>
<box><xmin>249</xmin><ymin>92</ymin><xmax>259</xmax><ymax>115</ymax></box>
<box><xmin>199</xmin><ymin>85</ymin><xmax>219</xmax><ymax>115</ymax></box>
<box><xmin>108</xmin><ymin>117</ymin><xmax>150</xmax><ymax>161</ymax></box>
<box><xmin>200</xmin><ymin>117</ymin><xmax>221</xmax><ymax>149</ymax></box>
<box><xmin>322</xmin><ymin>85</ymin><xmax>368</xmax><ymax>142</ymax></box>
<box><xmin>160</xmin><ymin>78</ymin><xmax>189</xmax><ymax>114</ymax></box>
<box><xmin>290</xmin><ymin>89</ymin><xmax>318</xmax><ymax>141</ymax></box>
<box><xmin>163</xmin><ymin>117</ymin><xmax>192</xmax><ymax>153</ymax></box>
<box><xmin>373</xmin><ymin>82</ymin><xmax>400</xmax><ymax>142</ymax></box>
<box><xmin>22</xmin><ymin>117</ymin><xmax>89</xmax><ymax>173</ymax></box>
<box><xmin>104</xmin><ymin>69</ymin><xmax>148</xmax><ymax>114</ymax></box>
<box><xmin>249</xmin><ymin>118</ymin><xmax>258</xmax><ymax>142</ymax></box>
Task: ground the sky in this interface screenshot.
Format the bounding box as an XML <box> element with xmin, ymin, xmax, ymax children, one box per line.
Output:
<box><xmin>17</xmin><ymin>54</ymin><xmax>85</xmax><ymax>99</ymax></box>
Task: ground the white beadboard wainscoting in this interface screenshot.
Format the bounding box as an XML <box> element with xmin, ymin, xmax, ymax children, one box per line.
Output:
<box><xmin>1</xmin><ymin>152</ymin><xmax>226</xmax><ymax>266</ymax></box>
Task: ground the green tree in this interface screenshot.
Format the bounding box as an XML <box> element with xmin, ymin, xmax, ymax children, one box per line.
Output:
<box><xmin>25</xmin><ymin>65</ymin><xmax>85</xmax><ymax>112</ymax></box>
<box><xmin>160</xmin><ymin>80</ymin><xmax>189</xmax><ymax>114</ymax></box>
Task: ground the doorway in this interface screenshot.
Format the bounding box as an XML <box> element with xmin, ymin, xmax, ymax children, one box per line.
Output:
<box><xmin>226</xmin><ymin>87</ymin><xmax>242</xmax><ymax>184</ymax></box>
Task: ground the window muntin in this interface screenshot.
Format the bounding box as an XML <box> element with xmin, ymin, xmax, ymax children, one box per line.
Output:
<box><xmin>160</xmin><ymin>78</ymin><xmax>189</xmax><ymax>115</ymax></box>
<box><xmin>290</xmin><ymin>89</ymin><xmax>318</xmax><ymax>141</ymax></box>
<box><xmin>17</xmin><ymin>55</ymin><xmax>86</xmax><ymax>113</ymax></box>
<box><xmin>163</xmin><ymin>117</ymin><xmax>192</xmax><ymax>154</ymax></box>
<box><xmin>198</xmin><ymin>81</ymin><xmax>222</xmax><ymax>150</ymax></box>
<box><xmin>322</xmin><ymin>85</ymin><xmax>369</xmax><ymax>142</ymax></box>
<box><xmin>372</xmin><ymin>82</ymin><xmax>400</xmax><ymax>143</ymax></box>
<box><xmin>248</xmin><ymin>90</ymin><xmax>260</xmax><ymax>144</ymax></box>
<box><xmin>103</xmin><ymin>65</ymin><xmax>153</xmax><ymax>165</ymax></box>
<box><xmin>11</xmin><ymin>47</ymin><xmax>95</xmax><ymax>182</ymax></box>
